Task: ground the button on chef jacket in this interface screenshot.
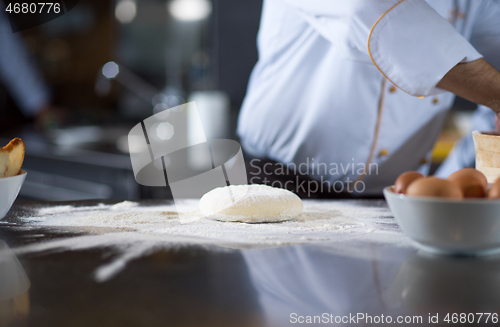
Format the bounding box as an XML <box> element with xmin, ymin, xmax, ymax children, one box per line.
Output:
<box><xmin>237</xmin><ymin>0</ymin><xmax>500</xmax><ymax>195</ymax></box>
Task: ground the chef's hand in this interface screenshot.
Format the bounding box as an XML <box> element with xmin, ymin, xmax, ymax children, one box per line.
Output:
<box><xmin>437</xmin><ymin>58</ymin><xmax>500</xmax><ymax>114</ymax></box>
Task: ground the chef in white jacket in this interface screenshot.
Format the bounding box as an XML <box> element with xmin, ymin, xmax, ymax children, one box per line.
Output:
<box><xmin>237</xmin><ymin>0</ymin><xmax>500</xmax><ymax>196</ymax></box>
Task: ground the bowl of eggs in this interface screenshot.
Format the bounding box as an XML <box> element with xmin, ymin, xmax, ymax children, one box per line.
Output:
<box><xmin>384</xmin><ymin>168</ymin><xmax>500</xmax><ymax>256</ymax></box>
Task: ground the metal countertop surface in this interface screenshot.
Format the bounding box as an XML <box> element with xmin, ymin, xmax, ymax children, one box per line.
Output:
<box><xmin>1</xmin><ymin>199</ymin><xmax>499</xmax><ymax>327</ymax></box>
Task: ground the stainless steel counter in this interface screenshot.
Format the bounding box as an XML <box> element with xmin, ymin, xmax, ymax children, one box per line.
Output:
<box><xmin>1</xmin><ymin>199</ymin><xmax>499</xmax><ymax>327</ymax></box>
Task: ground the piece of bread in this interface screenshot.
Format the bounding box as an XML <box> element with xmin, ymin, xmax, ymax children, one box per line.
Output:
<box><xmin>0</xmin><ymin>138</ymin><xmax>25</xmax><ymax>178</ymax></box>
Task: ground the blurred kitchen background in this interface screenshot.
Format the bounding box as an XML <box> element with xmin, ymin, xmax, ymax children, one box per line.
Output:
<box><xmin>0</xmin><ymin>0</ymin><xmax>477</xmax><ymax>201</ymax></box>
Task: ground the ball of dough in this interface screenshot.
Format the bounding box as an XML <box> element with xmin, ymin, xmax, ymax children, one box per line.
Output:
<box><xmin>200</xmin><ymin>184</ymin><xmax>303</xmax><ymax>223</ymax></box>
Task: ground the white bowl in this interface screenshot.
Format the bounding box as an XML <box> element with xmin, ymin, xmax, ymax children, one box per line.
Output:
<box><xmin>384</xmin><ymin>186</ymin><xmax>500</xmax><ymax>256</ymax></box>
<box><xmin>0</xmin><ymin>170</ymin><xmax>27</xmax><ymax>219</ymax></box>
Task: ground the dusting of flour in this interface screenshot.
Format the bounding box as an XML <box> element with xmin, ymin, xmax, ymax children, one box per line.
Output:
<box><xmin>16</xmin><ymin>200</ymin><xmax>408</xmax><ymax>282</ymax></box>
<box><xmin>23</xmin><ymin>200</ymin><xmax>375</xmax><ymax>238</ymax></box>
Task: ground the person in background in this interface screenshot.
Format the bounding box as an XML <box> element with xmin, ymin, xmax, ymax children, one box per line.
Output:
<box><xmin>238</xmin><ymin>0</ymin><xmax>500</xmax><ymax>198</ymax></box>
<box><xmin>0</xmin><ymin>4</ymin><xmax>63</xmax><ymax>132</ymax></box>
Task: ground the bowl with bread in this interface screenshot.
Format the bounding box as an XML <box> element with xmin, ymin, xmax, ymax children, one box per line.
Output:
<box><xmin>0</xmin><ymin>138</ymin><xmax>26</xmax><ymax>219</ymax></box>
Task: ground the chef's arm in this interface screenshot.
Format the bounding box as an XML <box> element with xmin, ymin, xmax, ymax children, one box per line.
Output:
<box><xmin>437</xmin><ymin>58</ymin><xmax>500</xmax><ymax>113</ymax></box>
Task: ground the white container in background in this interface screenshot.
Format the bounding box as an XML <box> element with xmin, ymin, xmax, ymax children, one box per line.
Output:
<box><xmin>187</xmin><ymin>91</ymin><xmax>230</xmax><ymax>170</ymax></box>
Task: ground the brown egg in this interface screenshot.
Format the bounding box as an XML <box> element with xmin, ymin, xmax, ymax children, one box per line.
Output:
<box><xmin>406</xmin><ymin>177</ymin><xmax>463</xmax><ymax>199</ymax></box>
<box><xmin>394</xmin><ymin>171</ymin><xmax>424</xmax><ymax>194</ymax></box>
<box><xmin>447</xmin><ymin>168</ymin><xmax>487</xmax><ymax>198</ymax></box>
<box><xmin>488</xmin><ymin>177</ymin><xmax>500</xmax><ymax>199</ymax></box>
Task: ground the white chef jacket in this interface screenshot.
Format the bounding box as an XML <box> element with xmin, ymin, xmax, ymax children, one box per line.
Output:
<box><xmin>237</xmin><ymin>0</ymin><xmax>500</xmax><ymax>195</ymax></box>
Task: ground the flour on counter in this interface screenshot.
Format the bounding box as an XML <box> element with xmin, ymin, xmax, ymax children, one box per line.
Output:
<box><xmin>23</xmin><ymin>200</ymin><xmax>390</xmax><ymax>240</ymax></box>
<box><xmin>16</xmin><ymin>200</ymin><xmax>409</xmax><ymax>282</ymax></box>
<box><xmin>109</xmin><ymin>201</ymin><xmax>139</xmax><ymax>211</ymax></box>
